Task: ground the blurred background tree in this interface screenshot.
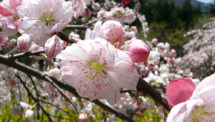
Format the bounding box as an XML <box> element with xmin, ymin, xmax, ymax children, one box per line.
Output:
<box><xmin>133</xmin><ymin>0</ymin><xmax>214</xmax><ymax>56</ymax></box>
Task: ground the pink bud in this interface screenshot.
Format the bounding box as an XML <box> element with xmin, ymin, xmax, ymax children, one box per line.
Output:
<box><xmin>120</xmin><ymin>0</ymin><xmax>130</xmax><ymax>6</ymax></box>
<box><xmin>79</xmin><ymin>113</ymin><xmax>88</xmax><ymax>122</ymax></box>
<box><xmin>45</xmin><ymin>35</ymin><xmax>64</xmax><ymax>59</ymax></box>
<box><xmin>166</xmin><ymin>78</ymin><xmax>196</xmax><ymax>106</ymax></box>
<box><xmin>17</xmin><ymin>34</ymin><xmax>32</xmax><ymax>51</ymax></box>
<box><xmin>0</xmin><ymin>36</ymin><xmax>7</xmax><ymax>51</ymax></box>
<box><xmin>102</xmin><ymin>20</ymin><xmax>124</xmax><ymax>48</ymax></box>
<box><xmin>127</xmin><ymin>39</ymin><xmax>150</xmax><ymax>63</ymax></box>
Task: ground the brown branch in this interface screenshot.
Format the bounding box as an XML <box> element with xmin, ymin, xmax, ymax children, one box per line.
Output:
<box><xmin>137</xmin><ymin>77</ymin><xmax>171</xmax><ymax>111</ymax></box>
<box><xmin>57</xmin><ymin>31</ymin><xmax>80</xmax><ymax>44</ymax></box>
<box><xmin>16</xmin><ymin>74</ymin><xmax>54</xmax><ymax>122</ymax></box>
<box><xmin>66</xmin><ymin>25</ymin><xmax>88</xmax><ymax>30</ymax></box>
<box><xmin>7</xmin><ymin>51</ymin><xmax>45</xmax><ymax>60</ymax></box>
<box><xmin>44</xmin><ymin>75</ymin><xmax>78</xmax><ymax>112</ymax></box>
<box><xmin>0</xmin><ymin>54</ymin><xmax>134</xmax><ymax>122</ymax></box>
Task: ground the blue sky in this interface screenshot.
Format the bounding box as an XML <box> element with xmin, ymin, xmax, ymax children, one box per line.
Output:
<box><xmin>197</xmin><ymin>0</ymin><xmax>213</xmax><ymax>3</ymax></box>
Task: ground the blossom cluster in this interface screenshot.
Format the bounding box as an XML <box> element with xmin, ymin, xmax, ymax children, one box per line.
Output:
<box><xmin>1</xmin><ymin>0</ymin><xmax>214</xmax><ymax>121</ymax></box>
<box><xmin>0</xmin><ymin>0</ymin><xmax>153</xmax><ymax>120</ymax></box>
<box><xmin>134</xmin><ymin>38</ymin><xmax>199</xmax><ymax>87</ymax></box>
<box><xmin>181</xmin><ymin>18</ymin><xmax>215</xmax><ymax>78</ymax></box>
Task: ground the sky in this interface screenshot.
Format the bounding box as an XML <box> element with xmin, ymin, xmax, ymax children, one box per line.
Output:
<box><xmin>197</xmin><ymin>0</ymin><xmax>213</xmax><ymax>4</ymax></box>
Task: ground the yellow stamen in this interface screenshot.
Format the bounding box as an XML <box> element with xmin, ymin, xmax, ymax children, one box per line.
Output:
<box><xmin>40</xmin><ymin>12</ymin><xmax>55</xmax><ymax>25</ymax></box>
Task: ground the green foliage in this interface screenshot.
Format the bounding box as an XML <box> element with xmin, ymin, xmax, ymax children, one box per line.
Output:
<box><xmin>137</xmin><ymin>0</ymin><xmax>214</xmax><ymax>56</ymax></box>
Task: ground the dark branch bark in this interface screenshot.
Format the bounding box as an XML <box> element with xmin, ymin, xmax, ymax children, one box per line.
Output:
<box><xmin>137</xmin><ymin>77</ymin><xmax>171</xmax><ymax>111</ymax></box>
<box><xmin>58</xmin><ymin>31</ymin><xmax>79</xmax><ymax>44</ymax></box>
<box><xmin>7</xmin><ymin>51</ymin><xmax>45</xmax><ymax>60</ymax></box>
<box><xmin>16</xmin><ymin>74</ymin><xmax>54</xmax><ymax>122</ymax></box>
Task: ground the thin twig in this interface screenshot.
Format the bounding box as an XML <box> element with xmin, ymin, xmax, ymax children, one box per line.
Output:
<box><xmin>7</xmin><ymin>51</ymin><xmax>44</xmax><ymax>60</ymax></box>
<box><xmin>16</xmin><ymin>74</ymin><xmax>54</xmax><ymax>122</ymax></box>
<box><xmin>45</xmin><ymin>75</ymin><xmax>78</xmax><ymax>112</ymax></box>
<box><xmin>66</xmin><ymin>25</ymin><xmax>88</xmax><ymax>30</ymax></box>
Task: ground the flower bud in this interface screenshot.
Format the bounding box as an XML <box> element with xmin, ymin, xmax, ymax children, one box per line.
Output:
<box><xmin>102</xmin><ymin>20</ymin><xmax>124</xmax><ymax>48</ymax></box>
<box><xmin>120</xmin><ymin>0</ymin><xmax>131</xmax><ymax>6</ymax></box>
<box><xmin>20</xmin><ymin>102</ymin><xmax>31</xmax><ymax>109</ymax></box>
<box><xmin>17</xmin><ymin>34</ymin><xmax>32</xmax><ymax>51</ymax></box>
<box><xmin>45</xmin><ymin>35</ymin><xmax>64</xmax><ymax>59</ymax></box>
<box><xmin>0</xmin><ymin>36</ymin><xmax>7</xmax><ymax>51</ymax></box>
<box><xmin>79</xmin><ymin>113</ymin><xmax>88</xmax><ymax>122</ymax></box>
<box><xmin>127</xmin><ymin>39</ymin><xmax>150</xmax><ymax>63</ymax></box>
<box><xmin>25</xmin><ymin>109</ymin><xmax>34</xmax><ymax>120</ymax></box>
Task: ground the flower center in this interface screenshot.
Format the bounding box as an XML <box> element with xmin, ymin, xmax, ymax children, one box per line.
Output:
<box><xmin>90</xmin><ymin>61</ymin><xmax>107</xmax><ymax>75</ymax></box>
<box><xmin>40</xmin><ymin>12</ymin><xmax>55</xmax><ymax>25</ymax></box>
<box><xmin>13</xmin><ymin>15</ymin><xmax>19</xmax><ymax>21</ymax></box>
<box><xmin>192</xmin><ymin>106</ymin><xmax>209</xmax><ymax>122</ymax></box>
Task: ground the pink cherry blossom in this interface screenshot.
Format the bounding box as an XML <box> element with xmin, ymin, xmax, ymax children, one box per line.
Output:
<box><xmin>85</xmin><ymin>20</ymin><xmax>124</xmax><ymax>48</ymax></box>
<box><xmin>56</xmin><ymin>38</ymin><xmax>139</xmax><ymax>104</ymax></box>
<box><xmin>17</xmin><ymin>0</ymin><xmax>73</xmax><ymax>46</ymax></box>
<box><xmin>79</xmin><ymin>113</ymin><xmax>88</xmax><ymax>122</ymax></box>
<box><xmin>17</xmin><ymin>34</ymin><xmax>31</xmax><ymax>51</ymax></box>
<box><xmin>126</xmin><ymin>39</ymin><xmax>150</xmax><ymax>63</ymax></box>
<box><xmin>0</xmin><ymin>0</ymin><xmax>23</xmax><ymax>36</ymax></box>
<box><xmin>166</xmin><ymin>78</ymin><xmax>196</xmax><ymax>106</ymax></box>
<box><xmin>45</xmin><ymin>35</ymin><xmax>64</xmax><ymax>59</ymax></box>
<box><xmin>102</xmin><ymin>20</ymin><xmax>124</xmax><ymax>48</ymax></box>
<box><xmin>167</xmin><ymin>73</ymin><xmax>215</xmax><ymax>122</ymax></box>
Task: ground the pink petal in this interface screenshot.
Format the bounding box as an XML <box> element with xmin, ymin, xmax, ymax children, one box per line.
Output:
<box><xmin>10</xmin><ymin>0</ymin><xmax>22</xmax><ymax>10</ymax></box>
<box><xmin>0</xmin><ymin>6</ymin><xmax>12</xmax><ymax>16</ymax></box>
<box><xmin>166</xmin><ymin>78</ymin><xmax>196</xmax><ymax>106</ymax></box>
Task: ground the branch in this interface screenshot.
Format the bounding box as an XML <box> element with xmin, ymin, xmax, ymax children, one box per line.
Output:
<box><xmin>58</xmin><ymin>31</ymin><xmax>81</xmax><ymax>44</ymax></box>
<box><xmin>0</xmin><ymin>54</ymin><xmax>133</xmax><ymax>122</ymax></box>
<box><xmin>16</xmin><ymin>74</ymin><xmax>54</xmax><ymax>122</ymax></box>
<box><xmin>44</xmin><ymin>76</ymin><xmax>78</xmax><ymax>112</ymax></box>
<box><xmin>7</xmin><ymin>51</ymin><xmax>44</xmax><ymax>60</ymax></box>
<box><xmin>137</xmin><ymin>77</ymin><xmax>171</xmax><ymax>111</ymax></box>
<box><xmin>66</xmin><ymin>25</ymin><xmax>88</xmax><ymax>30</ymax></box>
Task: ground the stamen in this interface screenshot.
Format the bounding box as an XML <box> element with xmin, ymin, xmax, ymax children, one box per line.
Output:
<box><xmin>40</xmin><ymin>12</ymin><xmax>55</xmax><ymax>25</ymax></box>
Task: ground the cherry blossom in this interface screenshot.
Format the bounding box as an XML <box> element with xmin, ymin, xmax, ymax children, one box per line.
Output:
<box><xmin>85</xmin><ymin>20</ymin><xmax>124</xmax><ymax>48</ymax></box>
<box><xmin>0</xmin><ymin>0</ymin><xmax>22</xmax><ymax>37</ymax></box>
<box><xmin>45</xmin><ymin>35</ymin><xmax>64</xmax><ymax>59</ymax></box>
<box><xmin>126</xmin><ymin>38</ymin><xmax>150</xmax><ymax>63</ymax></box>
<box><xmin>17</xmin><ymin>34</ymin><xmax>31</xmax><ymax>51</ymax></box>
<box><xmin>56</xmin><ymin>38</ymin><xmax>139</xmax><ymax>104</ymax></box>
<box><xmin>167</xmin><ymin>74</ymin><xmax>215</xmax><ymax>122</ymax></box>
<box><xmin>17</xmin><ymin>0</ymin><xmax>73</xmax><ymax>46</ymax></box>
